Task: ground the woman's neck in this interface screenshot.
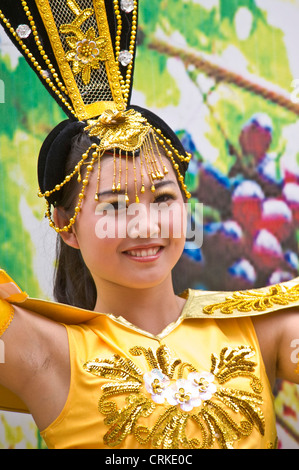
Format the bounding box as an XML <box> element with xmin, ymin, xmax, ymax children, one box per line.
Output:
<box><xmin>93</xmin><ymin>277</ymin><xmax>186</xmax><ymax>336</ymax></box>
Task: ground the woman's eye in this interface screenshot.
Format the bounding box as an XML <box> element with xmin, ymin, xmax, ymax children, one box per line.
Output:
<box><xmin>155</xmin><ymin>193</ymin><xmax>175</xmax><ymax>203</ymax></box>
<box><xmin>95</xmin><ymin>200</ymin><xmax>127</xmax><ymax>214</ymax></box>
<box><xmin>110</xmin><ymin>200</ymin><xmax>127</xmax><ymax>210</ymax></box>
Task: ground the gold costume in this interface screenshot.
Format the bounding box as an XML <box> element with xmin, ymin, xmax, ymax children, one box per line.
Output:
<box><xmin>2</xmin><ymin>269</ymin><xmax>299</xmax><ymax>449</ymax></box>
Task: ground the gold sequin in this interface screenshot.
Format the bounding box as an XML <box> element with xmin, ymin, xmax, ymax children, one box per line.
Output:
<box><xmin>203</xmin><ymin>283</ymin><xmax>299</xmax><ymax>315</ymax></box>
<box><xmin>83</xmin><ymin>344</ymin><xmax>266</xmax><ymax>449</ymax></box>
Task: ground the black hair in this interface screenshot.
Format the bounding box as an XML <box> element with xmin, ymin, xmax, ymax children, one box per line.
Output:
<box><xmin>52</xmin><ymin>131</ymin><xmax>98</xmax><ymax>309</ymax></box>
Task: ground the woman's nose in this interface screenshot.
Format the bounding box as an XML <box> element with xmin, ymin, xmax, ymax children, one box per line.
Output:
<box><xmin>127</xmin><ymin>203</ymin><xmax>160</xmax><ymax>239</ymax></box>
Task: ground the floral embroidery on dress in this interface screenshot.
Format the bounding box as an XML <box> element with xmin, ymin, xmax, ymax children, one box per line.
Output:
<box><xmin>83</xmin><ymin>344</ymin><xmax>265</xmax><ymax>449</ymax></box>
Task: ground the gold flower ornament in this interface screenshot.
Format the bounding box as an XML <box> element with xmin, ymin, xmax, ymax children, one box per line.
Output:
<box><xmin>60</xmin><ymin>24</ymin><xmax>107</xmax><ymax>85</ymax></box>
<box><xmin>85</xmin><ymin>109</ymin><xmax>151</xmax><ymax>152</ymax></box>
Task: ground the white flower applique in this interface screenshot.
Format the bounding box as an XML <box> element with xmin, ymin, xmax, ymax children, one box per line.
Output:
<box><xmin>143</xmin><ymin>368</ymin><xmax>170</xmax><ymax>404</ymax></box>
<box><xmin>144</xmin><ymin>368</ymin><xmax>217</xmax><ymax>412</ymax></box>
<box><xmin>188</xmin><ymin>371</ymin><xmax>217</xmax><ymax>401</ymax></box>
<box><xmin>164</xmin><ymin>378</ymin><xmax>202</xmax><ymax>412</ymax></box>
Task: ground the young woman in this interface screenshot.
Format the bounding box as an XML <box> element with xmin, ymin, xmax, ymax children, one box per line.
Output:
<box><xmin>0</xmin><ymin>105</ymin><xmax>299</xmax><ymax>450</ymax></box>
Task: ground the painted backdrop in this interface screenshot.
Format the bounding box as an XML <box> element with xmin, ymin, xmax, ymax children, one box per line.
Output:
<box><xmin>0</xmin><ymin>0</ymin><xmax>299</xmax><ymax>449</ymax></box>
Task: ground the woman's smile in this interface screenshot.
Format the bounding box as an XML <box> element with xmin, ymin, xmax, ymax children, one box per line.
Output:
<box><xmin>123</xmin><ymin>244</ymin><xmax>164</xmax><ymax>261</ymax></box>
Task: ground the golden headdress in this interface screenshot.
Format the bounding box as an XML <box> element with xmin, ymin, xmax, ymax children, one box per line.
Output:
<box><xmin>0</xmin><ymin>0</ymin><xmax>191</xmax><ymax>232</ymax></box>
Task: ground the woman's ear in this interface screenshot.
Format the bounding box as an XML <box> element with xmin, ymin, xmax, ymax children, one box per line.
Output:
<box><xmin>53</xmin><ymin>207</ymin><xmax>80</xmax><ymax>249</ymax></box>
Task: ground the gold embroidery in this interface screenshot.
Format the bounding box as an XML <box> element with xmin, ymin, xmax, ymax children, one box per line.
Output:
<box><xmin>60</xmin><ymin>4</ymin><xmax>108</xmax><ymax>85</ymax></box>
<box><xmin>203</xmin><ymin>283</ymin><xmax>299</xmax><ymax>315</ymax></box>
<box><xmin>84</xmin><ymin>345</ymin><xmax>266</xmax><ymax>449</ymax></box>
<box><xmin>85</xmin><ymin>109</ymin><xmax>151</xmax><ymax>152</ymax></box>
<box><xmin>35</xmin><ymin>0</ymin><xmax>124</xmax><ymax>119</ymax></box>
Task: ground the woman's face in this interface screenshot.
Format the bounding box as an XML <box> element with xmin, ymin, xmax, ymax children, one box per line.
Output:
<box><xmin>61</xmin><ymin>150</ymin><xmax>187</xmax><ymax>292</ymax></box>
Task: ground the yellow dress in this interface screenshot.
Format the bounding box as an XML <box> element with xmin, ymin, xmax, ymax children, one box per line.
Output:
<box><xmin>2</xmin><ymin>270</ymin><xmax>299</xmax><ymax>449</ymax></box>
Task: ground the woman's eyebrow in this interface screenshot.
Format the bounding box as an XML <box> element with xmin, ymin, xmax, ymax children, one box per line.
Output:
<box><xmin>154</xmin><ymin>180</ymin><xmax>177</xmax><ymax>190</ymax></box>
<box><xmin>97</xmin><ymin>180</ymin><xmax>176</xmax><ymax>198</ymax></box>
<box><xmin>97</xmin><ymin>189</ymin><xmax>126</xmax><ymax>197</ymax></box>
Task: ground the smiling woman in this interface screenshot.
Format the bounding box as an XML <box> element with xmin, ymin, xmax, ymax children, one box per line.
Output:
<box><xmin>49</xmin><ymin>106</ymin><xmax>190</xmax><ymax>311</ymax></box>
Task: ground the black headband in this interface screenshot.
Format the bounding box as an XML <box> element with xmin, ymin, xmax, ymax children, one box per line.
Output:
<box><xmin>37</xmin><ymin>105</ymin><xmax>189</xmax><ymax>206</ymax></box>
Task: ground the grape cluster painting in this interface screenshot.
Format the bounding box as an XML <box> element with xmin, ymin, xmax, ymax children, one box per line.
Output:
<box><xmin>180</xmin><ymin>112</ymin><xmax>299</xmax><ymax>293</ymax></box>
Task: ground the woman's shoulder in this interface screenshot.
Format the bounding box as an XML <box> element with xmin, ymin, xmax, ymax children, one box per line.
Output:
<box><xmin>0</xmin><ymin>269</ymin><xmax>97</xmax><ymax>326</ymax></box>
<box><xmin>184</xmin><ymin>276</ymin><xmax>299</xmax><ymax>320</ymax></box>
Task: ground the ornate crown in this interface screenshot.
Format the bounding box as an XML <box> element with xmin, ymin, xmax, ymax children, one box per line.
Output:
<box><xmin>0</xmin><ymin>0</ymin><xmax>191</xmax><ymax>232</ymax></box>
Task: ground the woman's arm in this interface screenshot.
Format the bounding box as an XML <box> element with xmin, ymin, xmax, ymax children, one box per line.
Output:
<box><xmin>253</xmin><ymin>309</ymin><xmax>299</xmax><ymax>389</ymax></box>
<box><xmin>0</xmin><ymin>303</ymin><xmax>70</xmax><ymax>431</ymax></box>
